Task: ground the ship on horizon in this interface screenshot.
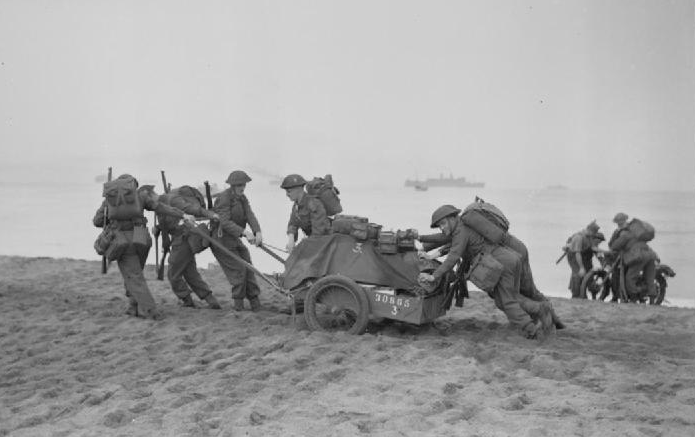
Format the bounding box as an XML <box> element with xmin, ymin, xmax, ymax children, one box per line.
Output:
<box><xmin>405</xmin><ymin>173</ymin><xmax>485</xmax><ymax>188</ymax></box>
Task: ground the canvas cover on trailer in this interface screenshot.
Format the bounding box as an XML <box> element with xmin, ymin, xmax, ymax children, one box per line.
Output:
<box><xmin>281</xmin><ymin>234</ymin><xmax>426</xmax><ymax>291</ymax></box>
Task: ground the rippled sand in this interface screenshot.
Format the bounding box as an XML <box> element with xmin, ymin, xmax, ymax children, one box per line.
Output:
<box><xmin>1</xmin><ymin>256</ymin><xmax>694</xmax><ymax>437</ymax></box>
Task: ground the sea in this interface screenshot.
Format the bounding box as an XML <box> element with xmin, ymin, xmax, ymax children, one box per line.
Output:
<box><xmin>1</xmin><ymin>179</ymin><xmax>693</xmax><ymax>308</ymax></box>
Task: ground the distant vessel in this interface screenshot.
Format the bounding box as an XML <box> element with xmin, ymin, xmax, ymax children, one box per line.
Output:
<box><xmin>405</xmin><ymin>173</ymin><xmax>485</xmax><ymax>188</ymax></box>
<box><xmin>546</xmin><ymin>184</ymin><xmax>568</xmax><ymax>190</ymax></box>
<box><xmin>414</xmin><ymin>182</ymin><xmax>428</xmax><ymax>191</ymax></box>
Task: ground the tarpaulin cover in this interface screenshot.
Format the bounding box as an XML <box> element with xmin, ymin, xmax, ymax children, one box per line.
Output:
<box><xmin>281</xmin><ymin>234</ymin><xmax>422</xmax><ymax>291</ymax></box>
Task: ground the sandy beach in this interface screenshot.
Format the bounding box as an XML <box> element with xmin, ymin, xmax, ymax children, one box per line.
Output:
<box><xmin>1</xmin><ymin>255</ymin><xmax>694</xmax><ymax>437</ymax></box>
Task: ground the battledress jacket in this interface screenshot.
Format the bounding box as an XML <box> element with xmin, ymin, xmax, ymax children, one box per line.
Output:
<box><xmin>213</xmin><ymin>189</ymin><xmax>261</xmax><ymax>239</ymax></box>
<box><xmin>431</xmin><ymin>220</ymin><xmax>497</xmax><ymax>281</ymax></box>
<box><xmin>287</xmin><ymin>193</ymin><xmax>331</xmax><ymax>240</ymax></box>
<box><xmin>608</xmin><ymin>226</ymin><xmax>657</xmax><ymax>266</ymax></box>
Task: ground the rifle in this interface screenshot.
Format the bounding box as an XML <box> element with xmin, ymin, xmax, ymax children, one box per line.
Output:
<box><xmin>555</xmin><ymin>250</ymin><xmax>568</xmax><ymax>265</ymax></box>
<box><xmin>204</xmin><ymin>181</ymin><xmax>213</xmax><ymax>210</ymax></box>
<box><xmin>156</xmin><ymin>171</ymin><xmax>171</xmax><ymax>280</ymax></box>
<box><xmin>101</xmin><ymin>167</ymin><xmax>112</xmax><ymax>274</ymax></box>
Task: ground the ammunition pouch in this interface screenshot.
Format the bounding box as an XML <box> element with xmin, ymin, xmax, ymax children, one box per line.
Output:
<box><xmin>465</xmin><ymin>252</ymin><xmax>504</xmax><ymax>292</ymax></box>
<box><xmin>131</xmin><ymin>224</ymin><xmax>151</xmax><ymax>252</ymax></box>
<box><xmin>94</xmin><ymin>229</ymin><xmax>114</xmax><ymax>256</ymax></box>
<box><xmin>377</xmin><ymin>231</ymin><xmax>398</xmax><ymax>254</ymax></box>
<box><xmin>105</xmin><ymin>230</ymin><xmax>130</xmax><ymax>261</ymax></box>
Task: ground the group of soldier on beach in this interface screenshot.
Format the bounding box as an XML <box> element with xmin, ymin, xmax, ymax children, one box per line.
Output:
<box><xmin>93</xmin><ymin>170</ymin><xmax>661</xmax><ymax>340</ymax></box>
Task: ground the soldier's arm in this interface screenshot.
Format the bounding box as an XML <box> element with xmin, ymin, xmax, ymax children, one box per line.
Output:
<box><xmin>287</xmin><ymin>209</ymin><xmax>299</xmax><ymax>241</ymax></box>
<box><xmin>213</xmin><ymin>195</ymin><xmax>245</xmax><ymax>238</ymax></box>
<box><xmin>419</xmin><ymin>232</ymin><xmax>451</xmax><ymax>251</ymax></box>
<box><xmin>93</xmin><ymin>201</ymin><xmax>108</xmax><ymax>228</ymax></box>
<box><xmin>243</xmin><ymin>197</ymin><xmax>261</xmax><ymax>234</ymax></box>
<box><xmin>432</xmin><ymin>226</ymin><xmax>468</xmax><ymax>280</ymax></box>
<box><xmin>308</xmin><ymin>198</ymin><xmax>331</xmax><ymax>236</ymax></box>
<box><xmin>608</xmin><ymin>230</ymin><xmax>630</xmax><ymax>252</ymax></box>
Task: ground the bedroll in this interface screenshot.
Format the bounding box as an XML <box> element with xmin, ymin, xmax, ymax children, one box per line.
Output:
<box><xmin>306</xmin><ymin>174</ymin><xmax>343</xmax><ymax>216</ymax></box>
<box><xmin>331</xmin><ymin>215</ymin><xmax>380</xmax><ymax>241</ymax></box>
<box><xmin>461</xmin><ymin>200</ymin><xmax>510</xmax><ymax>244</ymax></box>
<box><xmin>628</xmin><ymin>218</ymin><xmax>655</xmax><ymax>242</ymax></box>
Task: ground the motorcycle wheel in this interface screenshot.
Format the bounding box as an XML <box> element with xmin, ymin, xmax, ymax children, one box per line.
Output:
<box><xmin>580</xmin><ymin>270</ymin><xmax>609</xmax><ymax>301</ymax></box>
<box><xmin>651</xmin><ymin>275</ymin><xmax>667</xmax><ymax>305</ymax></box>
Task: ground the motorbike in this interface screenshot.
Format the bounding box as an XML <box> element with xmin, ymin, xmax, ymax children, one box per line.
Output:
<box><xmin>579</xmin><ymin>251</ymin><xmax>675</xmax><ymax>305</ymax></box>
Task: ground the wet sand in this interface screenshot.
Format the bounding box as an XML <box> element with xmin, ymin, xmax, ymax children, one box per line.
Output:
<box><xmin>1</xmin><ymin>255</ymin><xmax>694</xmax><ymax>437</ymax></box>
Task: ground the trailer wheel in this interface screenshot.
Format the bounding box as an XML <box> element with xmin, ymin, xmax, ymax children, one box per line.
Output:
<box><xmin>304</xmin><ymin>275</ymin><xmax>370</xmax><ymax>335</ymax></box>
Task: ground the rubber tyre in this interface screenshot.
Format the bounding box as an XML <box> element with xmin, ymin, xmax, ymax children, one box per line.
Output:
<box><xmin>652</xmin><ymin>276</ymin><xmax>667</xmax><ymax>306</ymax></box>
<box><xmin>580</xmin><ymin>270</ymin><xmax>608</xmax><ymax>301</ymax></box>
<box><xmin>304</xmin><ymin>275</ymin><xmax>370</xmax><ymax>335</ymax></box>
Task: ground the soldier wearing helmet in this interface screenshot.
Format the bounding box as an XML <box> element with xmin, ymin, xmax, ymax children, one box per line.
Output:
<box><xmin>93</xmin><ymin>173</ymin><xmax>196</xmax><ymax>319</ymax></box>
<box><xmin>210</xmin><ymin>170</ymin><xmax>264</xmax><ymax>311</ymax></box>
<box><xmin>564</xmin><ymin>220</ymin><xmax>602</xmax><ymax>299</ymax></box>
<box><xmin>418</xmin><ymin>204</ymin><xmax>554</xmax><ymax>339</ymax></box>
<box><xmin>281</xmin><ymin>174</ymin><xmax>331</xmax><ymax>253</ymax></box>
<box><xmin>418</xmin><ymin>207</ymin><xmax>566</xmax><ymax>330</ymax></box>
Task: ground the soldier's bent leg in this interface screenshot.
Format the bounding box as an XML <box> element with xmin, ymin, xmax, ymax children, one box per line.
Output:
<box><xmin>238</xmin><ymin>245</ymin><xmax>261</xmax><ymax>300</ymax></box>
<box><xmin>567</xmin><ymin>257</ymin><xmax>582</xmax><ymax>298</ymax></box>
<box><xmin>624</xmin><ymin>264</ymin><xmax>643</xmax><ymax>297</ymax></box>
<box><xmin>167</xmin><ymin>242</ymin><xmax>196</xmax><ymax>301</ymax></box>
<box><xmin>490</xmin><ymin>271</ymin><xmax>536</xmax><ymax>337</ymax></box>
<box><xmin>118</xmin><ymin>247</ymin><xmax>158</xmax><ymax>318</ymax></box>
<box><xmin>182</xmin><ymin>258</ymin><xmax>214</xmax><ymax>299</ymax></box>
<box><xmin>211</xmin><ymin>243</ymin><xmax>247</xmax><ymax>307</ymax></box>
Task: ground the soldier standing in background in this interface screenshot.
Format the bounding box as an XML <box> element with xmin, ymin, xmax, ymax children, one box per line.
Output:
<box><xmin>281</xmin><ymin>174</ymin><xmax>331</xmax><ymax>253</ymax></box>
<box><xmin>93</xmin><ymin>174</ymin><xmax>195</xmax><ymax>319</ymax></box>
<box><xmin>609</xmin><ymin>212</ymin><xmax>658</xmax><ymax>299</ymax></box>
<box><xmin>565</xmin><ymin>221</ymin><xmax>601</xmax><ymax>299</ymax></box>
<box><xmin>211</xmin><ymin>171</ymin><xmax>264</xmax><ymax>312</ymax></box>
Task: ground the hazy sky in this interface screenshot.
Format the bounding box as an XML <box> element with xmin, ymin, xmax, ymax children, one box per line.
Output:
<box><xmin>1</xmin><ymin>0</ymin><xmax>693</xmax><ymax>190</ymax></box>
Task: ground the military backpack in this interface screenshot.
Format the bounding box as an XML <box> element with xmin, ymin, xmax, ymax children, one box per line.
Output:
<box><xmin>306</xmin><ymin>174</ymin><xmax>343</xmax><ymax>216</ymax></box>
<box><xmin>103</xmin><ymin>176</ymin><xmax>142</xmax><ymax>221</ymax></box>
<box><xmin>461</xmin><ymin>199</ymin><xmax>510</xmax><ymax>244</ymax></box>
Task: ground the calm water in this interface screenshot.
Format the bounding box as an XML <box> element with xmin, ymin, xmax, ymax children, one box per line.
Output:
<box><xmin>1</xmin><ymin>180</ymin><xmax>693</xmax><ymax>307</ymax></box>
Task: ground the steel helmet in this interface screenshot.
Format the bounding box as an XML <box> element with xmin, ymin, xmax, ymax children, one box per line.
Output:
<box><xmin>430</xmin><ymin>205</ymin><xmax>461</xmax><ymax>228</ymax></box>
<box><xmin>280</xmin><ymin>174</ymin><xmax>307</xmax><ymax>189</ymax></box>
<box><xmin>226</xmin><ymin>170</ymin><xmax>252</xmax><ymax>185</ymax></box>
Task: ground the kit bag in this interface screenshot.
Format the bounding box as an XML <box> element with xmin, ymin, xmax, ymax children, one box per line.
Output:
<box><xmin>628</xmin><ymin>218</ymin><xmax>655</xmax><ymax>242</ymax></box>
<box><xmin>465</xmin><ymin>252</ymin><xmax>504</xmax><ymax>292</ymax></box>
<box><xmin>306</xmin><ymin>174</ymin><xmax>343</xmax><ymax>216</ymax></box>
<box><xmin>461</xmin><ymin>201</ymin><xmax>509</xmax><ymax>244</ymax></box>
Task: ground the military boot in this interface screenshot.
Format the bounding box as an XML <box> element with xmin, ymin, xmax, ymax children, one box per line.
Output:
<box><xmin>233</xmin><ymin>299</ymin><xmax>245</xmax><ymax>311</ymax></box>
<box><xmin>249</xmin><ymin>296</ymin><xmax>261</xmax><ymax>312</ymax></box>
<box><xmin>125</xmin><ymin>299</ymin><xmax>139</xmax><ymax>317</ymax></box>
<box><xmin>181</xmin><ymin>294</ymin><xmax>196</xmax><ymax>308</ymax></box>
<box><xmin>549</xmin><ymin>305</ymin><xmax>566</xmax><ymax>330</ymax></box>
<box><xmin>204</xmin><ymin>294</ymin><xmax>222</xmax><ymax>310</ymax></box>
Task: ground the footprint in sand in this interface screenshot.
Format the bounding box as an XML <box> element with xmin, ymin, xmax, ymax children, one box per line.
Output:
<box><xmin>103</xmin><ymin>409</ymin><xmax>130</xmax><ymax>428</ymax></box>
